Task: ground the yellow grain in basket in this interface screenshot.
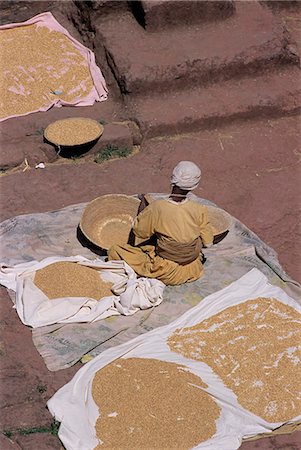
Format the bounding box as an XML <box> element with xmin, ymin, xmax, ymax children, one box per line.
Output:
<box><xmin>44</xmin><ymin>118</ymin><xmax>103</xmax><ymax>146</ymax></box>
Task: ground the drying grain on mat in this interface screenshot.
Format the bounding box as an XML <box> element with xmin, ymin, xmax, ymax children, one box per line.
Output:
<box><xmin>92</xmin><ymin>357</ymin><xmax>220</xmax><ymax>449</ymax></box>
<box><xmin>0</xmin><ymin>24</ymin><xmax>94</xmax><ymax>119</ymax></box>
<box><xmin>168</xmin><ymin>297</ymin><xmax>301</xmax><ymax>423</ymax></box>
<box><xmin>45</xmin><ymin>118</ymin><xmax>102</xmax><ymax>146</ymax></box>
<box><xmin>34</xmin><ymin>262</ymin><xmax>113</xmax><ymax>300</ymax></box>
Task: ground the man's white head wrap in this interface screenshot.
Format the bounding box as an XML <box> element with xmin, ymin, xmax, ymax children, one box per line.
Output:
<box><xmin>170</xmin><ymin>161</ymin><xmax>201</xmax><ymax>191</ymax></box>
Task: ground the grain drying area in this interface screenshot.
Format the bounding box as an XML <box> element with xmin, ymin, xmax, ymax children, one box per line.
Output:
<box><xmin>0</xmin><ymin>24</ymin><xmax>94</xmax><ymax>120</ymax></box>
<box><xmin>48</xmin><ymin>270</ymin><xmax>301</xmax><ymax>449</ymax></box>
<box><xmin>168</xmin><ymin>297</ymin><xmax>301</xmax><ymax>422</ymax></box>
<box><xmin>92</xmin><ymin>358</ymin><xmax>220</xmax><ymax>449</ymax></box>
<box><xmin>0</xmin><ymin>1</ymin><xmax>300</xmax><ymax>449</ymax></box>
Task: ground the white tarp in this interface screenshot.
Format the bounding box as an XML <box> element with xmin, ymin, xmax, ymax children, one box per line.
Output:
<box><xmin>48</xmin><ymin>268</ymin><xmax>301</xmax><ymax>450</ymax></box>
<box><xmin>0</xmin><ymin>255</ymin><xmax>165</xmax><ymax>328</ymax></box>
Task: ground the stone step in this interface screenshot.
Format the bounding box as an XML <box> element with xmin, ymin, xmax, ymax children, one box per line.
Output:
<box><xmin>94</xmin><ymin>1</ymin><xmax>299</xmax><ymax>95</ymax></box>
<box><xmin>261</xmin><ymin>1</ymin><xmax>301</xmax><ymax>12</ymax></box>
<box><xmin>75</xmin><ymin>0</ymin><xmax>130</xmax><ymax>16</ymax></box>
<box><xmin>130</xmin><ymin>0</ymin><xmax>235</xmax><ymax>32</ymax></box>
<box><xmin>126</xmin><ymin>67</ymin><xmax>301</xmax><ymax>137</ymax></box>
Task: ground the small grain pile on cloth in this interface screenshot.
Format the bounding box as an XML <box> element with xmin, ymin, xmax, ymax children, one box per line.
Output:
<box><xmin>0</xmin><ymin>12</ymin><xmax>107</xmax><ymax>122</ymax></box>
<box><xmin>48</xmin><ymin>268</ymin><xmax>301</xmax><ymax>450</ymax></box>
<box><xmin>0</xmin><ymin>256</ymin><xmax>164</xmax><ymax>328</ymax></box>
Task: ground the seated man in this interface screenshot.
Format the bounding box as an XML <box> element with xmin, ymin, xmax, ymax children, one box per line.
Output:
<box><xmin>108</xmin><ymin>161</ymin><xmax>213</xmax><ymax>285</ymax></box>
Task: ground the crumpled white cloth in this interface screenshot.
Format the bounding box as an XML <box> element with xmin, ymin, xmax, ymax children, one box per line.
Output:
<box><xmin>0</xmin><ymin>255</ymin><xmax>165</xmax><ymax>328</ymax></box>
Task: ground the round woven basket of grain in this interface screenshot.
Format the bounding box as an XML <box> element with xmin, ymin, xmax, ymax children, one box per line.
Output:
<box><xmin>80</xmin><ymin>195</ymin><xmax>140</xmax><ymax>250</ymax></box>
<box><xmin>206</xmin><ymin>205</ymin><xmax>232</xmax><ymax>236</ymax></box>
<box><xmin>44</xmin><ymin>117</ymin><xmax>104</xmax><ymax>154</ymax></box>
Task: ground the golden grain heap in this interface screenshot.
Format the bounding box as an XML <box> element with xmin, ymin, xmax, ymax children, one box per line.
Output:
<box><xmin>0</xmin><ymin>24</ymin><xmax>94</xmax><ymax>120</ymax></box>
<box><xmin>168</xmin><ymin>297</ymin><xmax>301</xmax><ymax>423</ymax></box>
<box><xmin>92</xmin><ymin>357</ymin><xmax>220</xmax><ymax>449</ymax></box>
<box><xmin>34</xmin><ymin>262</ymin><xmax>113</xmax><ymax>300</ymax></box>
<box><xmin>44</xmin><ymin>118</ymin><xmax>103</xmax><ymax>146</ymax></box>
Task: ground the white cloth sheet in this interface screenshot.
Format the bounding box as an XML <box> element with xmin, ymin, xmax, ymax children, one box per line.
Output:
<box><xmin>0</xmin><ymin>255</ymin><xmax>165</xmax><ymax>328</ymax></box>
<box><xmin>47</xmin><ymin>268</ymin><xmax>301</xmax><ymax>450</ymax></box>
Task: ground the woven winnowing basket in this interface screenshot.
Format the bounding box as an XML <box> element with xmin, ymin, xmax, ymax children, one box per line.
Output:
<box><xmin>44</xmin><ymin>117</ymin><xmax>104</xmax><ymax>147</ymax></box>
<box><xmin>206</xmin><ymin>205</ymin><xmax>232</xmax><ymax>236</ymax></box>
<box><xmin>80</xmin><ymin>195</ymin><xmax>232</xmax><ymax>251</ymax></box>
<box><xmin>80</xmin><ymin>195</ymin><xmax>140</xmax><ymax>250</ymax></box>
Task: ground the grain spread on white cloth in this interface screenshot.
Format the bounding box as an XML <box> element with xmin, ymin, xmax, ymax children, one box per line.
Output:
<box><xmin>0</xmin><ymin>256</ymin><xmax>165</xmax><ymax>328</ymax></box>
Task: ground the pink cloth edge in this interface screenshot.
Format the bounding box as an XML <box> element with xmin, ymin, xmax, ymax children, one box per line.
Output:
<box><xmin>0</xmin><ymin>11</ymin><xmax>108</xmax><ymax>123</ymax></box>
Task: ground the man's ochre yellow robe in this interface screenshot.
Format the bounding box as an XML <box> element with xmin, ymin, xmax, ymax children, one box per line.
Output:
<box><xmin>108</xmin><ymin>199</ymin><xmax>213</xmax><ymax>286</ymax></box>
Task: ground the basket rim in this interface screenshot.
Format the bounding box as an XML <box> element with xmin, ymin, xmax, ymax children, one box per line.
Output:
<box><xmin>205</xmin><ymin>205</ymin><xmax>232</xmax><ymax>234</ymax></box>
<box><xmin>44</xmin><ymin>117</ymin><xmax>104</xmax><ymax>147</ymax></box>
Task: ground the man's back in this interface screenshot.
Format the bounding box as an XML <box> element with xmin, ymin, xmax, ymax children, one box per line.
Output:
<box><xmin>133</xmin><ymin>199</ymin><xmax>213</xmax><ymax>245</ymax></box>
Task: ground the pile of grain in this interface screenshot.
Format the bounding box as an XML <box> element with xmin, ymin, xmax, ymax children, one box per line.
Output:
<box><xmin>168</xmin><ymin>297</ymin><xmax>301</xmax><ymax>423</ymax></box>
<box><xmin>44</xmin><ymin>118</ymin><xmax>102</xmax><ymax>146</ymax></box>
<box><xmin>34</xmin><ymin>262</ymin><xmax>113</xmax><ymax>300</ymax></box>
<box><xmin>0</xmin><ymin>24</ymin><xmax>94</xmax><ymax>120</ymax></box>
<box><xmin>92</xmin><ymin>357</ymin><xmax>220</xmax><ymax>449</ymax></box>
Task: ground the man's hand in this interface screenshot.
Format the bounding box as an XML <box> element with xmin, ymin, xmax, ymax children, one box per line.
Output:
<box><xmin>213</xmin><ymin>230</ymin><xmax>229</xmax><ymax>245</ymax></box>
<box><xmin>138</xmin><ymin>194</ymin><xmax>149</xmax><ymax>214</ymax></box>
<box><xmin>128</xmin><ymin>229</ymin><xmax>136</xmax><ymax>246</ymax></box>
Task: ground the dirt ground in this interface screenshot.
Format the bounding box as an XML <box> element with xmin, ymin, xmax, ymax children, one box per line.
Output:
<box><xmin>1</xmin><ymin>113</ymin><xmax>300</xmax><ymax>450</ymax></box>
<box><xmin>0</xmin><ymin>1</ymin><xmax>301</xmax><ymax>449</ymax></box>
